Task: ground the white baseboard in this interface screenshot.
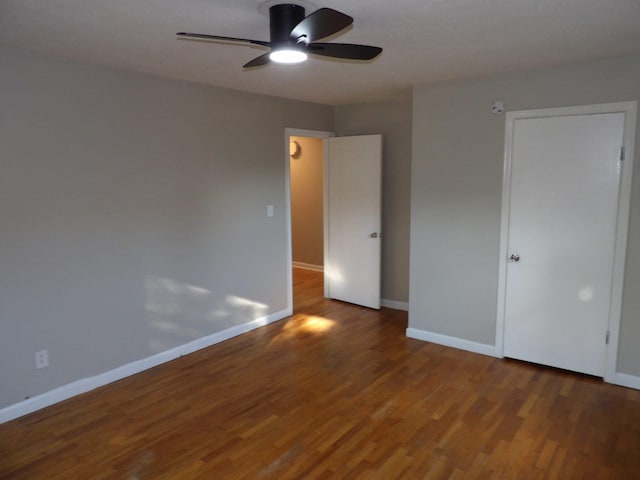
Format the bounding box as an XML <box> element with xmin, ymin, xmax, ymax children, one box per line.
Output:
<box><xmin>406</xmin><ymin>329</ymin><xmax>640</xmax><ymax>391</ymax></box>
<box><xmin>0</xmin><ymin>308</ymin><xmax>290</xmax><ymax>425</ymax></box>
<box><xmin>608</xmin><ymin>372</ymin><xmax>640</xmax><ymax>390</ymax></box>
<box><xmin>381</xmin><ymin>299</ymin><xmax>409</xmax><ymax>311</ymax></box>
<box><xmin>292</xmin><ymin>262</ymin><xmax>324</xmax><ymax>272</ymax></box>
<box><xmin>406</xmin><ymin>327</ymin><xmax>499</xmax><ymax>358</ymax></box>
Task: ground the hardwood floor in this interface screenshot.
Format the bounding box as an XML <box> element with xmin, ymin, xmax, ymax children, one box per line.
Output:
<box><xmin>1</xmin><ymin>268</ymin><xmax>640</xmax><ymax>479</ymax></box>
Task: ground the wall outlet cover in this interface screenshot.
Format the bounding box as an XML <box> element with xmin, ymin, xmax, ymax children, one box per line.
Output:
<box><xmin>35</xmin><ymin>350</ymin><xmax>49</xmax><ymax>369</ymax></box>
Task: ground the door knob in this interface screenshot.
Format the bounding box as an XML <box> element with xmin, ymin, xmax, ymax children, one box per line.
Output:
<box><xmin>509</xmin><ymin>253</ymin><xmax>520</xmax><ymax>262</ymax></box>
<box><xmin>370</xmin><ymin>232</ymin><xmax>379</xmax><ymax>238</ymax></box>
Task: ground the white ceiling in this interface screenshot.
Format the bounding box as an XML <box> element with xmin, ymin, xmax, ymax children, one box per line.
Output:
<box><xmin>2</xmin><ymin>0</ymin><xmax>640</xmax><ymax>105</ymax></box>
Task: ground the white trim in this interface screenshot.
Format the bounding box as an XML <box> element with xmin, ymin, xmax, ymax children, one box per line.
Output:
<box><xmin>285</xmin><ymin>128</ymin><xmax>334</xmax><ymax>139</ymax></box>
<box><xmin>406</xmin><ymin>328</ymin><xmax>499</xmax><ymax>358</ymax></box>
<box><xmin>609</xmin><ymin>372</ymin><xmax>640</xmax><ymax>391</ymax></box>
<box><xmin>405</xmin><ymin>328</ymin><xmax>640</xmax><ymax>390</ymax></box>
<box><xmin>604</xmin><ymin>101</ymin><xmax>636</xmax><ymax>385</ymax></box>
<box><xmin>323</xmin><ymin>139</ymin><xmax>330</xmax><ymax>298</ymax></box>
<box><xmin>292</xmin><ymin>261</ymin><xmax>324</xmax><ymax>272</ymax></box>
<box><xmin>381</xmin><ymin>299</ymin><xmax>409</xmax><ymax>311</ymax></box>
<box><xmin>284</xmin><ymin>127</ymin><xmax>334</xmax><ymax>312</ymax></box>
<box><xmin>0</xmin><ymin>308</ymin><xmax>291</xmax><ymax>424</ymax></box>
<box><xmin>496</xmin><ymin>101</ymin><xmax>637</xmax><ymax>385</ymax></box>
<box><xmin>495</xmin><ymin>109</ymin><xmax>514</xmax><ymax>358</ymax></box>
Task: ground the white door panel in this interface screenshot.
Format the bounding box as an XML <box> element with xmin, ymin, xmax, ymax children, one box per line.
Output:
<box><xmin>325</xmin><ymin>135</ymin><xmax>382</xmax><ymax>309</ymax></box>
<box><xmin>503</xmin><ymin>113</ymin><xmax>624</xmax><ymax>376</ymax></box>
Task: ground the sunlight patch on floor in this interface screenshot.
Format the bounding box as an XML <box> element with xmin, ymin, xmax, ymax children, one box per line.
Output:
<box><xmin>297</xmin><ymin>315</ymin><xmax>335</xmax><ymax>333</ymax></box>
<box><xmin>270</xmin><ymin>314</ymin><xmax>336</xmax><ymax>345</ymax></box>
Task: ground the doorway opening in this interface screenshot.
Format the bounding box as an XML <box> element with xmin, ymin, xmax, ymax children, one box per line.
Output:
<box><xmin>289</xmin><ymin>135</ymin><xmax>326</xmax><ymax>311</ymax></box>
<box><xmin>284</xmin><ymin>128</ymin><xmax>333</xmax><ymax>314</ymax></box>
<box><xmin>289</xmin><ymin>135</ymin><xmax>325</xmax><ymax>273</ymax></box>
<box><xmin>284</xmin><ymin>129</ymin><xmax>384</xmax><ymax>313</ymax></box>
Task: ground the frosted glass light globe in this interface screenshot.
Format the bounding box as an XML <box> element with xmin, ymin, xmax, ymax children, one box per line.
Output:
<box><xmin>270</xmin><ymin>49</ymin><xmax>308</xmax><ymax>64</ymax></box>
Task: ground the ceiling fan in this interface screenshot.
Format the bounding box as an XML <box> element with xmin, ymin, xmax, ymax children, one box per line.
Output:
<box><xmin>177</xmin><ymin>3</ymin><xmax>382</xmax><ymax>68</ymax></box>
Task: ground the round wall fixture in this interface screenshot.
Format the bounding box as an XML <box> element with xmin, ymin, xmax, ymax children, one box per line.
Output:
<box><xmin>490</xmin><ymin>100</ymin><xmax>505</xmax><ymax>115</ymax></box>
<box><xmin>290</xmin><ymin>140</ymin><xmax>301</xmax><ymax>157</ymax></box>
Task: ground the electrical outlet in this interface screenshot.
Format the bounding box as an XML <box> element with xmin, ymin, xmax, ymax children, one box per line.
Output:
<box><xmin>35</xmin><ymin>350</ymin><xmax>49</xmax><ymax>369</ymax></box>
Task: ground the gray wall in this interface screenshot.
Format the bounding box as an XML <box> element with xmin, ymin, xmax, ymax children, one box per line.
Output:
<box><xmin>290</xmin><ymin>136</ymin><xmax>324</xmax><ymax>267</ymax></box>
<box><xmin>335</xmin><ymin>99</ymin><xmax>412</xmax><ymax>303</ymax></box>
<box><xmin>0</xmin><ymin>46</ymin><xmax>333</xmax><ymax>409</ymax></box>
<box><xmin>409</xmin><ymin>54</ymin><xmax>640</xmax><ymax>375</ymax></box>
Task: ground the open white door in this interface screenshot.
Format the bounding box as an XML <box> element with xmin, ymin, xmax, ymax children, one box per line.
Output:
<box><xmin>325</xmin><ymin>134</ymin><xmax>382</xmax><ymax>309</ymax></box>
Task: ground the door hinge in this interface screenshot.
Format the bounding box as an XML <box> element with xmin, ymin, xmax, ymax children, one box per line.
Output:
<box><xmin>605</xmin><ymin>330</ymin><xmax>610</xmax><ymax>345</ymax></box>
<box><xmin>620</xmin><ymin>147</ymin><xmax>625</xmax><ymax>162</ymax></box>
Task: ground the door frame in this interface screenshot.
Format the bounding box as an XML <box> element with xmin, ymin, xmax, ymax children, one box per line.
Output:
<box><xmin>284</xmin><ymin>128</ymin><xmax>334</xmax><ymax>314</ymax></box>
<box><xmin>495</xmin><ymin>101</ymin><xmax>637</xmax><ymax>384</ymax></box>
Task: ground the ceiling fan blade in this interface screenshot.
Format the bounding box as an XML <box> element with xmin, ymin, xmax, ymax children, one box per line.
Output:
<box><xmin>177</xmin><ymin>32</ymin><xmax>270</xmax><ymax>47</ymax></box>
<box><xmin>289</xmin><ymin>8</ymin><xmax>353</xmax><ymax>44</ymax></box>
<box><xmin>243</xmin><ymin>52</ymin><xmax>271</xmax><ymax>68</ymax></box>
<box><xmin>307</xmin><ymin>43</ymin><xmax>382</xmax><ymax>60</ymax></box>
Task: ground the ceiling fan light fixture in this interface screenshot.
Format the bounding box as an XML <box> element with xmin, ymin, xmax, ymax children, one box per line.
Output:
<box><xmin>178</xmin><ymin>5</ymin><xmax>382</xmax><ymax>69</ymax></box>
<box><xmin>269</xmin><ymin>48</ymin><xmax>308</xmax><ymax>64</ymax></box>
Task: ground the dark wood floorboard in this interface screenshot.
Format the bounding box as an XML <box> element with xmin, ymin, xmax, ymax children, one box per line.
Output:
<box><xmin>1</xmin><ymin>268</ymin><xmax>640</xmax><ymax>479</ymax></box>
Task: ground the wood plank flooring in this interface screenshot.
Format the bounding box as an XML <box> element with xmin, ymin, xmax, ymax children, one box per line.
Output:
<box><xmin>1</xmin><ymin>268</ymin><xmax>640</xmax><ymax>479</ymax></box>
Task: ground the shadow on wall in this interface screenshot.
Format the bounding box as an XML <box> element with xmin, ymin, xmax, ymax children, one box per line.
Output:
<box><xmin>144</xmin><ymin>275</ymin><xmax>268</xmax><ymax>353</ymax></box>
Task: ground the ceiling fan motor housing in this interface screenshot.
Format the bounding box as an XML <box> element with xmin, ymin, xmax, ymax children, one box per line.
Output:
<box><xmin>270</xmin><ymin>4</ymin><xmax>306</xmax><ymax>48</ymax></box>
